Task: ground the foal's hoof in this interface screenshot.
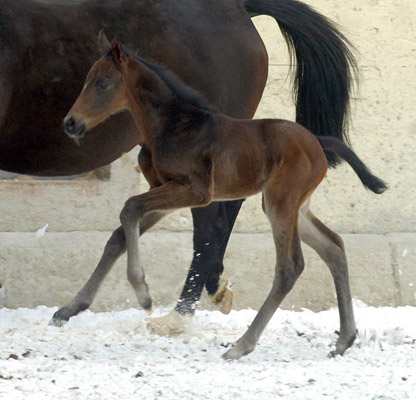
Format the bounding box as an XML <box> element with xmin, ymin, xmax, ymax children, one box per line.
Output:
<box><xmin>146</xmin><ymin>309</ymin><xmax>192</xmax><ymax>336</ymax></box>
<box><xmin>222</xmin><ymin>343</ymin><xmax>252</xmax><ymax>361</ymax></box>
<box><xmin>145</xmin><ymin>305</ymin><xmax>154</xmax><ymax>315</ymax></box>
<box><xmin>210</xmin><ymin>281</ymin><xmax>233</xmax><ymax>315</ymax></box>
<box><xmin>222</xmin><ymin>337</ymin><xmax>256</xmax><ymax>360</ymax></box>
<box><xmin>48</xmin><ymin>307</ymin><xmax>74</xmax><ymax>327</ymax></box>
<box><xmin>142</xmin><ymin>298</ymin><xmax>154</xmax><ymax>315</ymax></box>
<box><xmin>137</xmin><ymin>293</ymin><xmax>153</xmax><ymax>314</ymax></box>
<box><xmin>328</xmin><ymin>330</ymin><xmax>357</xmax><ymax>358</ymax></box>
<box><xmin>48</xmin><ymin>313</ymin><xmax>68</xmax><ymax>327</ymax></box>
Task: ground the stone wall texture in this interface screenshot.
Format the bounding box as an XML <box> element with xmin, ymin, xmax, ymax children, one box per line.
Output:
<box><xmin>1</xmin><ymin>0</ymin><xmax>415</xmax><ymax>312</ymax></box>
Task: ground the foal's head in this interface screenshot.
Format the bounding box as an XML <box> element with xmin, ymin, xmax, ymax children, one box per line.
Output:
<box><xmin>64</xmin><ymin>31</ymin><xmax>131</xmax><ymax>140</ymax></box>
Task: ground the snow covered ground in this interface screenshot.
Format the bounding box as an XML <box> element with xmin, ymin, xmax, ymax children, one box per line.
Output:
<box><xmin>1</xmin><ymin>302</ymin><xmax>415</xmax><ymax>399</ymax></box>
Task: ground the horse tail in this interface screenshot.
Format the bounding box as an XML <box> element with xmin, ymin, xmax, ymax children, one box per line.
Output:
<box><xmin>243</xmin><ymin>0</ymin><xmax>358</xmax><ymax>166</ymax></box>
<box><xmin>317</xmin><ymin>137</ymin><xmax>387</xmax><ymax>194</ymax></box>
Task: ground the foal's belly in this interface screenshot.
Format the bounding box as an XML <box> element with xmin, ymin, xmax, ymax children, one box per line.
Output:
<box><xmin>212</xmin><ymin>153</ymin><xmax>268</xmax><ymax>201</ymax></box>
<box><xmin>211</xmin><ymin>118</ymin><xmax>271</xmax><ymax>200</ymax></box>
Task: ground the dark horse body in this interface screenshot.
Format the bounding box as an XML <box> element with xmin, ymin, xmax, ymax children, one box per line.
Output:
<box><xmin>0</xmin><ymin>0</ymin><xmax>265</xmax><ymax>174</ymax></box>
<box><xmin>63</xmin><ymin>37</ymin><xmax>385</xmax><ymax>358</ymax></box>
<box><xmin>0</xmin><ymin>1</ymin><xmax>356</xmax><ymax>323</ymax></box>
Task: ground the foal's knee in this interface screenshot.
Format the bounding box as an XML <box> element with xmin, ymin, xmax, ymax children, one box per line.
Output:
<box><xmin>120</xmin><ymin>197</ymin><xmax>141</xmax><ymax>226</ymax></box>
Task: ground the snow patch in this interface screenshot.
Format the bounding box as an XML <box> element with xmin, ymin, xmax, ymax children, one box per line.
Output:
<box><xmin>0</xmin><ymin>304</ymin><xmax>415</xmax><ymax>399</ymax></box>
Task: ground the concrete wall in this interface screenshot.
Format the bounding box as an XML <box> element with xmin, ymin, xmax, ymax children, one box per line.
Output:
<box><xmin>1</xmin><ymin>0</ymin><xmax>415</xmax><ymax>312</ymax></box>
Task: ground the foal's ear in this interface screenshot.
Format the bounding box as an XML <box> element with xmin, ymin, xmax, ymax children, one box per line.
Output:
<box><xmin>111</xmin><ymin>38</ymin><xmax>127</xmax><ymax>67</ymax></box>
<box><xmin>98</xmin><ymin>29</ymin><xmax>111</xmax><ymax>56</ymax></box>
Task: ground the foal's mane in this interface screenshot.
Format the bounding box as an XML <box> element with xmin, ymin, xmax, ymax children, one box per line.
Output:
<box><xmin>108</xmin><ymin>46</ymin><xmax>217</xmax><ymax>114</ymax></box>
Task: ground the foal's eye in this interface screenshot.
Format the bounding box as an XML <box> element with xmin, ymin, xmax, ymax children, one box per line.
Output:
<box><xmin>96</xmin><ymin>78</ymin><xmax>111</xmax><ymax>91</ymax></box>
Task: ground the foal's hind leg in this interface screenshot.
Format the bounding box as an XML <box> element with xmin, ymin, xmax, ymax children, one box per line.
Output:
<box><xmin>49</xmin><ymin>211</ymin><xmax>169</xmax><ymax>326</ymax></box>
<box><xmin>223</xmin><ymin>187</ymin><xmax>305</xmax><ymax>360</ymax></box>
<box><xmin>298</xmin><ymin>200</ymin><xmax>357</xmax><ymax>356</ymax></box>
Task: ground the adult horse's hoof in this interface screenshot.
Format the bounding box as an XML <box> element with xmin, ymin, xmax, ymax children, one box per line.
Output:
<box><xmin>146</xmin><ymin>309</ymin><xmax>192</xmax><ymax>336</ymax></box>
<box><xmin>210</xmin><ymin>280</ymin><xmax>233</xmax><ymax>315</ymax></box>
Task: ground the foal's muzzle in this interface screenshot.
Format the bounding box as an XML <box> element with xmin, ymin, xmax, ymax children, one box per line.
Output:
<box><xmin>63</xmin><ymin>116</ymin><xmax>86</xmax><ymax>139</ymax></box>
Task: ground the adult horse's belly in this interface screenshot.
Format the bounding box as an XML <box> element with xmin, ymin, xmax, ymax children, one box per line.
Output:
<box><xmin>0</xmin><ymin>0</ymin><xmax>267</xmax><ymax>176</ymax></box>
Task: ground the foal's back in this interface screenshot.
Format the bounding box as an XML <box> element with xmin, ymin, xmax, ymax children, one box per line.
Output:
<box><xmin>212</xmin><ymin>115</ymin><xmax>327</xmax><ymax>201</ymax></box>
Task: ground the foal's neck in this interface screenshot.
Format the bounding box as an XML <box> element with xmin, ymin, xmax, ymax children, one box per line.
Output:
<box><xmin>126</xmin><ymin>58</ymin><xmax>215</xmax><ymax>145</ymax></box>
<box><xmin>125</xmin><ymin>61</ymin><xmax>171</xmax><ymax>143</ymax></box>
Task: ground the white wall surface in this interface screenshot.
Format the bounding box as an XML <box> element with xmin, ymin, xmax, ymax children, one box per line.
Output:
<box><xmin>1</xmin><ymin>0</ymin><xmax>415</xmax><ymax>310</ymax></box>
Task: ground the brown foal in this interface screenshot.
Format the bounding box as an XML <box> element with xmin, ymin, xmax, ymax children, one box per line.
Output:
<box><xmin>64</xmin><ymin>33</ymin><xmax>386</xmax><ymax>360</ymax></box>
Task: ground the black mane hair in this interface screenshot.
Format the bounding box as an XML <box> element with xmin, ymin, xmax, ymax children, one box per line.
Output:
<box><xmin>107</xmin><ymin>46</ymin><xmax>217</xmax><ymax>114</ymax></box>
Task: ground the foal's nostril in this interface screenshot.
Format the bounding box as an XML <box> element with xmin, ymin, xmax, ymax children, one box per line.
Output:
<box><xmin>64</xmin><ymin>117</ymin><xmax>76</xmax><ymax>135</ymax></box>
<box><xmin>63</xmin><ymin>116</ymin><xmax>86</xmax><ymax>141</ymax></box>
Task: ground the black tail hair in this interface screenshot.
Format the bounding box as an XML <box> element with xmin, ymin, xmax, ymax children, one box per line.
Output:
<box><xmin>317</xmin><ymin>137</ymin><xmax>387</xmax><ymax>194</ymax></box>
<box><xmin>243</xmin><ymin>0</ymin><xmax>358</xmax><ymax>166</ymax></box>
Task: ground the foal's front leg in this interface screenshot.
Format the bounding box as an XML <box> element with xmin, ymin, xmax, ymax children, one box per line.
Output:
<box><xmin>49</xmin><ymin>210</ymin><xmax>171</xmax><ymax>326</ymax></box>
<box><xmin>119</xmin><ymin>180</ymin><xmax>213</xmax><ymax>312</ymax></box>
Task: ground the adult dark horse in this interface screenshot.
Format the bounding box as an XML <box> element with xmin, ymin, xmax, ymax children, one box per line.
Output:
<box><xmin>0</xmin><ymin>1</ymin><xmax>356</xmax><ymax>327</ymax></box>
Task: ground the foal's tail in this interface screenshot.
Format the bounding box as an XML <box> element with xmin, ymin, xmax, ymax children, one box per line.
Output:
<box><xmin>317</xmin><ymin>137</ymin><xmax>387</xmax><ymax>194</ymax></box>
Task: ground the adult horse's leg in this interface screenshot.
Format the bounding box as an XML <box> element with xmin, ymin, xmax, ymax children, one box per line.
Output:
<box><xmin>49</xmin><ymin>211</ymin><xmax>170</xmax><ymax>326</ymax></box>
<box><xmin>204</xmin><ymin>200</ymin><xmax>244</xmax><ymax>300</ymax></box>
<box><xmin>178</xmin><ymin>201</ymin><xmax>242</xmax><ymax>313</ymax></box>
<box><xmin>0</xmin><ymin>79</ymin><xmax>11</xmax><ymax>128</ymax></box>
<box><xmin>298</xmin><ymin>200</ymin><xmax>356</xmax><ymax>356</ymax></box>
<box><xmin>147</xmin><ymin>201</ymin><xmax>242</xmax><ymax>335</ymax></box>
